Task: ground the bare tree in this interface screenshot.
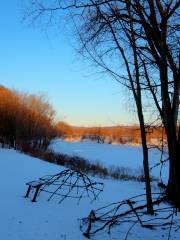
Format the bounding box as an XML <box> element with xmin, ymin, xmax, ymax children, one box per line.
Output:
<box><xmin>26</xmin><ymin>0</ymin><xmax>180</xmax><ymax>208</ymax></box>
<box><xmin>24</xmin><ymin>0</ymin><xmax>157</xmax><ymax>213</ymax></box>
<box><xmin>0</xmin><ymin>86</ymin><xmax>56</xmax><ymax>149</ymax></box>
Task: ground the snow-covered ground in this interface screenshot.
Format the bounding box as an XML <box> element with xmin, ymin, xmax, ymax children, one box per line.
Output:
<box><xmin>0</xmin><ymin>145</ymin><xmax>179</xmax><ymax>240</ymax></box>
<box><xmin>49</xmin><ymin>139</ymin><xmax>169</xmax><ymax>182</ymax></box>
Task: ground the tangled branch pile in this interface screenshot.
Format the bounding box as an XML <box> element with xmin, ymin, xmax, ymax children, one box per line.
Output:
<box><xmin>26</xmin><ymin>169</ymin><xmax>104</xmax><ymax>204</ymax></box>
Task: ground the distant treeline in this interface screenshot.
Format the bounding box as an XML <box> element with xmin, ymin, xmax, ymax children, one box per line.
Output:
<box><xmin>55</xmin><ymin>122</ymin><xmax>164</xmax><ymax>145</ymax></box>
<box><xmin>0</xmin><ymin>85</ymin><xmax>164</xmax><ymax>150</ymax></box>
<box><xmin>0</xmin><ymin>86</ymin><xmax>56</xmax><ymax>149</ymax></box>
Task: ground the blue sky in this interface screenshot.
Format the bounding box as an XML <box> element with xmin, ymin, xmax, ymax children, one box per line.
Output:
<box><xmin>0</xmin><ymin>0</ymin><xmax>137</xmax><ymax>126</ymax></box>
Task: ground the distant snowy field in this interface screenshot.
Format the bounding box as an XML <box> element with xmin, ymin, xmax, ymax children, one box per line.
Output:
<box><xmin>0</xmin><ymin>143</ymin><xmax>176</xmax><ymax>240</ymax></box>
<box><xmin>49</xmin><ymin>139</ymin><xmax>169</xmax><ymax>181</ymax></box>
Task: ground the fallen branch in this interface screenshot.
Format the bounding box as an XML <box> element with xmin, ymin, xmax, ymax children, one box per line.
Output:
<box><xmin>80</xmin><ymin>193</ymin><xmax>180</xmax><ymax>239</ymax></box>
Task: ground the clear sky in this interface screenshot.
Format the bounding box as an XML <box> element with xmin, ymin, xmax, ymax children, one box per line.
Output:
<box><xmin>0</xmin><ymin>0</ymin><xmax>138</xmax><ymax>126</ymax></box>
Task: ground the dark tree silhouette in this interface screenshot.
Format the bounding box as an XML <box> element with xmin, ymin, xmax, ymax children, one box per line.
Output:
<box><xmin>24</xmin><ymin>0</ymin><xmax>180</xmax><ymax>237</ymax></box>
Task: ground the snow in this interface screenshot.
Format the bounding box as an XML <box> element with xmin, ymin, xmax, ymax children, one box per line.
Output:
<box><xmin>0</xmin><ymin>145</ymin><xmax>178</xmax><ymax>240</ymax></box>
<box><xmin>49</xmin><ymin>139</ymin><xmax>169</xmax><ymax>181</ymax></box>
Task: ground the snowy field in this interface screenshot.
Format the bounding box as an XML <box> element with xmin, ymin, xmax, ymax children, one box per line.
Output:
<box><xmin>49</xmin><ymin>139</ymin><xmax>169</xmax><ymax>182</ymax></box>
<box><xmin>0</xmin><ymin>144</ymin><xmax>179</xmax><ymax>240</ymax></box>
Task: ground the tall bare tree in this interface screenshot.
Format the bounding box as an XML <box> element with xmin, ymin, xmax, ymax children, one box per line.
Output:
<box><xmin>25</xmin><ymin>0</ymin><xmax>180</xmax><ymax>208</ymax></box>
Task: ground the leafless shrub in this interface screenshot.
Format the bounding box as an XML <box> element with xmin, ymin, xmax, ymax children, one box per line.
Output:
<box><xmin>21</xmin><ymin>145</ymin><xmax>156</xmax><ymax>183</ymax></box>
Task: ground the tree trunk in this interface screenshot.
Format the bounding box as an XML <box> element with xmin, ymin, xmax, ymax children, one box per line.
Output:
<box><xmin>165</xmin><ymin>123</ymin><xmax>180</xmax><ymax>207</ymax></box>
<box><xmin>136</xmin><ymin>103</ymin><xmax>154</xmax><ymax>214</ymax></box>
